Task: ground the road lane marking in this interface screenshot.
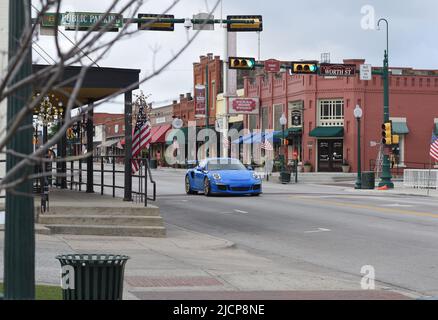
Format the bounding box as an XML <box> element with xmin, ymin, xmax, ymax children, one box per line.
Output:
<box><xmin>234</xmin><ymin>209</ymin><xmax>248</xmax><ymax>214</ymax></box>
<box><xmin>290</xmin><ymin>196</ymin><xmax>438</xmax><ymax>219</ymax></box>
<box><xmin>304</xmin><ymin>228</ymin><xmax>331</xmax><ymax>234</ymax></box>
<box><xmin>381</xmin><ymin>204</ymin><xmax>414</xmax><ymax>208</ymax></box>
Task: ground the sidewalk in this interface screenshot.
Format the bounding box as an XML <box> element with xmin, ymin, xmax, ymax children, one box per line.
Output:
<box><xmin>343</xmin><ymin>181</ymin><xmax>438</xmax><ymax>198</ymax></box>
<box><xmin>0</xmin><ymin>223</ymin><xmax>414</xmax><ymax>300</ymax></box>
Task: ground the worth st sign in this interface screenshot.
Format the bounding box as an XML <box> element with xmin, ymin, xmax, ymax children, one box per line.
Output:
<box><xmin>319</xmin><ymin>64</ymin><xmax>357</xmax><ymax>77</ymax></box>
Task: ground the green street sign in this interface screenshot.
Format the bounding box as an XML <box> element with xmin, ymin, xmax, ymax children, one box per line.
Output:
<box><xmin>42</xmin><ymin>12</ymin><xmax>123</xmax><ymax>31</ymax></box>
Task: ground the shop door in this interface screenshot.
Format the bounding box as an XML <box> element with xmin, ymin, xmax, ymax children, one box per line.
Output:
<box><xmin>318</xmin><ymin>139</ymin><xmax>343</xmax><ymax>172</ymax></box>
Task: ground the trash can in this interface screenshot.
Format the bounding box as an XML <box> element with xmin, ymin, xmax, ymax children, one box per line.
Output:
<box><xmin>149</xmin><ymin>159</ymin><xmax>157</xmax><ymax>169</ymax></box>
<box><xmin>56</xmin><ymin>254</ymin><xmax>130</xmax><ymax>300</ymax></box>
<box><xmin>361</xmin><ymin>172</ymin><xmax>375</xmax><ymax>189</ymax></box>
<box><xmin>280</xmin><ymin>171</ymin><xmax>291</xmax><ymax>184</ymax></box>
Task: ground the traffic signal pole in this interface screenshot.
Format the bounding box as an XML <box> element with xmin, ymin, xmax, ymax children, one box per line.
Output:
<box><xmin>4</xmin><ymin>0</ymin><xmax>35</xmax><ymax>300</ymax></box>
<box><xmin>378</xmin><ymin>18</ymin><xmax>394</xmax><ymax>188</ymax></box>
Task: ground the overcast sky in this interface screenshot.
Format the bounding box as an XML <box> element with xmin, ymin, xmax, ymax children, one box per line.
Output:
<box><xmin>33</xmin><ymin>0</ymin><xmax>438</xmax><ymax>113</ymax></box>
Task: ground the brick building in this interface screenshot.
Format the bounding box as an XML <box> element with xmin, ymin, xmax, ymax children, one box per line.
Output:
<box><xmin>244</xmin><ymin>59</ymin><xmax>438</xmax><ymax>172</ymax></box>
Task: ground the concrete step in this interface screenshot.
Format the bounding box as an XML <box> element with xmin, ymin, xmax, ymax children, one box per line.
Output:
<box><xmin>38</xmin><ymin>215</ymin><xmax>163</xmax><ymax>227</ymax></box>
<box><xmin>40</xmin><ymin>205</ymin><xmax>160</xmax><ymax>217</ymax></box>
<box><xmin>46</xmin><ymin>224</ymin><xmax>166</xmax><ymax>238</ymax></box>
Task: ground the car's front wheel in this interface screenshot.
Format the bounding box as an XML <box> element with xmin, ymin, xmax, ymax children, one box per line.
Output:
<box><xmin>204</xmin><ymin>178</ymin><xmax>212</xmax><ymax>197</ymax></box>
<box><xmin>185</xmin><ymin>176</ymin><xmax>196</xmax><ymax>195</ymax></box>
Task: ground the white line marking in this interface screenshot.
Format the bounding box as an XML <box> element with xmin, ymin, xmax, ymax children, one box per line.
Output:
<box><xmin>381</xmin><ymin>203</ymin><xmax>414</xmax><ymax>208</ymax></box>
<box><xmin>234</xmin><ymin>209</ymin><xmax>248</xmax><ymax>214</ymax></box>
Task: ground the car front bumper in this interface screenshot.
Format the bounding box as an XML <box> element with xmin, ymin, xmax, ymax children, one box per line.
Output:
<box><xmin>210</xmin><ymin>181</ymin><xmax>262</xmax><ymax>194</ymax></box>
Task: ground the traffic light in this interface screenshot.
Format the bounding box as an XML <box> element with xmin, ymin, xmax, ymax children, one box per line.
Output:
<box><xmin>381</xmin><ymin>122</ymin><xmax>392</xmax><ymax>145</ymax></box>
<box><xmin>229</xmin><ymin>57</ymin><xmax>256</xmax><ymax>70</ymax></box>
<box><xmin>291</xmin><ymin>61</ymin><xmax>319</xmax><ymax>74</ymax></box>
<box><xmin>227</xmin><ymin>15</ymin><xmax>263</xmax><ymax>32</ymax></box>
<box><xmin>138</xmin><ymin>14</ymin><xmax>175</xmax><ymax>31</ymax></box>
<box><xmin>392</xmin><ymin>134</ymin><xmax>400</xmax><ymax>145</ymax></box>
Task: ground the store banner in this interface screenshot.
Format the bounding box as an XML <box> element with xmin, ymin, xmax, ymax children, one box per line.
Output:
<box><xmin>228</xmin><ymin>97</ymin><xmax>259</xmax><ymax>115</ymax></box>
<box><xmin>195</xmin><ymin>85</ymin><xmax>206</xmax><ymax>118</ymax></box>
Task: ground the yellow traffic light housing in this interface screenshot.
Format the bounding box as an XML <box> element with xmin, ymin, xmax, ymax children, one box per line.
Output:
<box><xmin>291</xmin><ymin>61</ymin><xmax>319</xmax><ymax>74</ymax></box>
<box><xmin>381</xmin><ymin>122</ymin><xmax>392</xmax><ymax>145</ymax></box>
<box><xmin>138</xmin><ymin>14</ymin><xmax>174</xmax><ymax>31</ymax></box>
<box><xmin>227</xmin><ymin>15</ymin><xmax>263</xmax><ymax>32</ymax></box>
<box><xmin>392</xmin><ymin>134</ymin><xmax>400</xmax><ymax>145</ymax></box>
<box><xmin>228</xmin><ymin>57</ymin><xmax>256</xmax><ymax>70</ymax></box>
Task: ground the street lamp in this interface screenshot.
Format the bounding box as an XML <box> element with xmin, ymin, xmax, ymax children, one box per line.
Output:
<box><xmin>279</xmin><ymin>113</ymin><xmax>289</xmax><ymax>184</ymax></box>
<box><xmin>354</xmin><ymin>105</ymin><xmax>363</xmax><ymax>189</ymax></box>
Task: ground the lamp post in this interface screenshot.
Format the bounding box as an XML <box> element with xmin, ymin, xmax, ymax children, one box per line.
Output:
<box><xmin>377</xmin><ymin>18</ymin><xmax>394</xmax><ymax>188</ymax></box>
<box><xmin>279</xmin><ymin>113</ymin><xmax>289</xmax><ymax>184</ymax></box>
<box><xmin>354</xmin><ymin>105</ymin><xmax>363</xmax><ymax>189</ymax></box>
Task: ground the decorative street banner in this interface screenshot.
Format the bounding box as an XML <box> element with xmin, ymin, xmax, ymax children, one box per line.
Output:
<box><xmin>319</xmin><ymin>64</ymin><xmax>357</xmax><ymax>77</ymax></box>
<box><xmin>42</xmin><ymin>12</ymin><xmax>123</xmax><ymax>31</ymax></box>
<box><xmin>195</xmin><ymin>85</ymin><xmax>206</xmax><ymax>118</ymax></box>
<box><xmin>228</xmin><ymin>97</ymin><xmax>259</xmax><ymax>115</ymax></box>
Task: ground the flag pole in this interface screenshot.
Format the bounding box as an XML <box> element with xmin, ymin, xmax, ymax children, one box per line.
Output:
<box><xmin>427</xmin><ymin>157</ymin><xmax>432</xmax><ymax>197</ymax></box>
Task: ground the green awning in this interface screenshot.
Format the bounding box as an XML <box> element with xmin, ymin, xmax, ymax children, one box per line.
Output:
<box><xmin>274</xmin><ymin>127</ymin><xmax>302</xmax><ymax>139</ymax></box>
<box><xmin>309</xmin><ymin>126</ymin><xmax>344</xmax><ymax>138</ymax></box>
<box><xmin>392</xmin><ymin>122</ymin><xmax>409</xmax><ymax>134</ymax></box>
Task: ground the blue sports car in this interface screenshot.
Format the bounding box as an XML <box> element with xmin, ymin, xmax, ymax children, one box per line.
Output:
<box><xmin>185</xmin><ymin>158</ymin><xmax>262</xmax><ymax>196</ymax></box>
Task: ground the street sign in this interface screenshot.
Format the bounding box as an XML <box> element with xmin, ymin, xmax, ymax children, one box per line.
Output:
<box><xmin>360</xmin><ymin>64</ymin><xmax>373</xmax><ymax>81</ymax></box>
<box><xmin>194</xmin><ymin>85</ymin><xmax>206</xmax><ymax>118</ymax></box>
<box><xmin>42</xmin><ymin>12</ymin><xmax>123</xmax><ymax>31</ymax></box>
<box><xmin>228</xmin><ymin>98</ymin><xmax>259</xmax><ymax>115</ymax></box>
<box><xmin>138</xmin><ymin>14</ymin><xmax>174</xmax><ymax>31</ymax></box>
<box><xmin>264</xmin><ymin>59</ymin><xmax>280</xmax><ymax>73</ymax></box>
<box><xmin>193</xmin><ymin>13</ymin><xmax>214</xmax><ymax>30</ymax></box>
<box><xmin>319</xmin><ymin>64</ymin><xmax>356</xmax><ymax>77</ymax></box>
<box><xmin>227</xmin><ymin>15</ymin><xmax>263</xmax><ymax>32</ymax></box>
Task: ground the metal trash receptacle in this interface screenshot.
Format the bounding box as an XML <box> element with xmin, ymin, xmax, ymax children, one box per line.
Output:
<box><xmin>56</xmin><ymin>254</ymin><xmax>130</xmax><ymax>300</ymax></box>
<box><xmin>361</xmin><ymin>172</ymin><xmax>375</xmax><ymax>189</ymax></box>
<box><xmin>149</xmin><ymin>159</ymin><xmax>157</xmax><ymax>169</ymax></box>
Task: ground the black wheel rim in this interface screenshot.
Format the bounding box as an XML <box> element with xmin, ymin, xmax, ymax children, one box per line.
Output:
<box><xmin>185</xmin><ymin>177</ymin><xmax>190</xmax><ymax>193</ymax></box>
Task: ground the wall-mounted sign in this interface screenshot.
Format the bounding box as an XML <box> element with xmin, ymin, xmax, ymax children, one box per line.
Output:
<box><xmin>360</xmin><ymin>64</ymin><xmax>372</xmax><ymax>81</ymax></box>
<box><xmin>155</xmin><ymin>117</ymin><xmax>166</xmax><ymax>124</ymax></box>
<box><xmin>319</xmin><ymin>64</ymin><xmax>357</xmax><ymax>77</ymax></box>
<box><xmin>194</xmin><ymin>85</ymin><xmax>206</xmax><ymax>118</ymax></box>
<box><xmin>264</xmin><ymin>59</ymin><xmax>280</xmax><ymax>73</ymax></box>
<box><xmin>228</xmin><ymin>97</ymin><xmax>259</xmax><ymax>115</ymax></box>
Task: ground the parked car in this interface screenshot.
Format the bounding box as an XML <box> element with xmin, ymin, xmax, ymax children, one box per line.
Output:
<box><xmin>185</xmin><ymin>158</ymin><xmax>262</xmax><ymax>196</ymax></box>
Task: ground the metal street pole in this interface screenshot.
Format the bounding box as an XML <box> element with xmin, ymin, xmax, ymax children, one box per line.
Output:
<box><xmin>205</xmin><ymin>64</ymin><xmax>209</xmax><ymax>158</ymax></box>
<box><xmin>377</xmin><ymin>18</ymin><xmax>394</xmax><ymax>188</ymax></box>
<box><xmin>355</xmin><ymin>116</ymin><xmax>362</xmax><ymax>189</ymax></box>
<box><xmin>4</xmin><ymin>0</ymin><xmax>35</xmax><ymax>300</ymax></box>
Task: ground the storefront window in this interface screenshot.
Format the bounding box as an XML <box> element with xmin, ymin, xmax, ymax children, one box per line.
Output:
<box><xmin>273</xmin><ymin>104</ymin><xmax>283</xmax><ymax>131</ymax></box>
<box><xmin>318</xmin><ymin>99</ymin><xmax>344</xmax><ymax>127</ymax></box>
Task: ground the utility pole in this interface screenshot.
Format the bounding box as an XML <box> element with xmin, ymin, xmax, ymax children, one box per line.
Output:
<box><xmin>4</xmin><ymin>0</ymin><xmax>35</xmax><ymax>300</ymax></box>
<box><xmin>378</xmin><ymin>18</ymin><xmax>394</xmax><ymax>188</ymax></box>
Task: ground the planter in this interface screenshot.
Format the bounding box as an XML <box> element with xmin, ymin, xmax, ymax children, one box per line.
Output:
<box><xmin>342</xmin><ymin>165</ymin><xmax>350</xmax><ymax>173</ymax></box>
<box><xmin>303</xmin><ymin>165</ymin><xmax>312</xmax><ymax>173</ymax></box>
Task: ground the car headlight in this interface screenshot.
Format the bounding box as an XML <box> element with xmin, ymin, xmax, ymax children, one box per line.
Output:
<box><xmin>252</xmin><ymin>173</ymin><xmax>260</xmax><ymax>180</ymax></box>
<box><xmin>212</xmin><ymin>173</ymin><xmax>221</xmax><ymax>180</ymax></box>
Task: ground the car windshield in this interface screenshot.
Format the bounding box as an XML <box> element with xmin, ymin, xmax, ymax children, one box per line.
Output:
<box><xmin>207</xmin><ymin>159</ymin><xmax>246</xmax><ymax>171</ymax></box>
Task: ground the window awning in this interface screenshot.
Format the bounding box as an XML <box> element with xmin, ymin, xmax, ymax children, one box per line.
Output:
<box><xmin>309</xmin><ymin>126</ymin><xmax>344</xmax><ymax>138</ymax></box>
<box><xmin>150</xmin><ymin>124</ymin><xmax>171</xmax><ymax>144</ymax></box>
<box><xmin>392</xmin><ymin>122</ymin><xmax>409</xmax><ymax>134</ymax></box>
<box><xmin>273</xmin><ymin>127</ymin><xmax>302</xmax><ymax>139</ymax></box>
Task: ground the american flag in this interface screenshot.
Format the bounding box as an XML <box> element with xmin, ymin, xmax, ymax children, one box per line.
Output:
<box><xmin>430</xmin><ymin>132</ymin><xmax>438</xmax><ymax>161</ymax></box>
<box><xmin>131</xmin><ymin>104</ymin><xmax>152</xmax><ymax>173</ymax></box>
<box><xmin>260</xmin><ymin>139</ymin><xmax>273</xmax><ymax>151</ymax></box>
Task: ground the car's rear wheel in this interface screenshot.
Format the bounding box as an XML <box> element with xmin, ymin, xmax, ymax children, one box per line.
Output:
<box><xmin>204</xmin><ymin>178</ymin><xmax>212</xmax><ymax>196</ymax></box>
<box><xmin>185</xmin><ymin>176</ymin><xmax>196</xmax><ymax>195</ymax></box>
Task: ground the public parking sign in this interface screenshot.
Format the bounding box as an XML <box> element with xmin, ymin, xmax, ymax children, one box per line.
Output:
<box><xmin>319</xmin><ymin>64</ymin><xmax>356</xmax><ymax>77</ymax></box>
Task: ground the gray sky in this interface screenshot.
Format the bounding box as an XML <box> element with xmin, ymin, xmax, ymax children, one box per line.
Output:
<box><xmin>33</xmin><ymin>0</ymin><xmax>438</xmax><ymax>113</ymax></box>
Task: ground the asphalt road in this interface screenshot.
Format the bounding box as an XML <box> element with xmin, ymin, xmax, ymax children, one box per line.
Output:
<box><xmin>148</xmin><ymin>168</ymin><xmax>438</xmax><ymax>298</ymax></box>
<box><xmin>73</xmin><ymin>165</ymin><xmax>438</xmax><ymax>297</ymax></box>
